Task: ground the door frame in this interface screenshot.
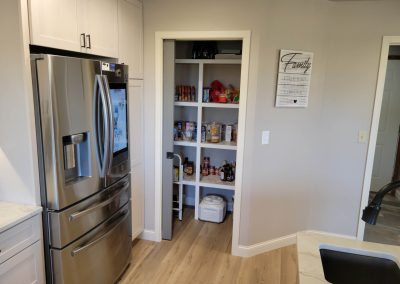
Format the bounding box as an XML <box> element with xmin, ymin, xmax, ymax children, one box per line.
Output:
<box><xmin>357</xmin><ymin>36</ymin><xmax>400</xmax><ymax>239</ymax></box>
<box><xmin>154</xmin><ymin>30</ymin><xmax>251</xmax><ymax>255</ymax></box>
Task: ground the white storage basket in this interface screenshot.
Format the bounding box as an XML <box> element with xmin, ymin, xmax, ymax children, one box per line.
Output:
<box><xmin>199</xmin><ymin>195</ymin><xmax>226</xmax><ymax>223</ymax></box>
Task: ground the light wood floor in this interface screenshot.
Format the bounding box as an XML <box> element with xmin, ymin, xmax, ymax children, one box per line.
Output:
<box><xmin>119</xmin><ymin>209</ymin><xmax>298</xmax><ymax>284</ymax></box>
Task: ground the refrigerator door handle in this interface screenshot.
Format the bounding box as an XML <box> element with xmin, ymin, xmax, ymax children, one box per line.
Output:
<box><xmin>70</xmin><ymin>209</ymin><xmax>128</xmax><ymax>257</ymax></box>
<box><xmin>102</xmin><ymin>75</ymin><xmax>114</xmax><ymax>174</ymax></box>
<box><xmin>93</xmin><ymin>74</ymin><xmax>110</xmax><ymax>178</ymax></box>
<box><xmin>68</xmin><ymin>181</ymin><xmax>129</xmax><ymax>221</ymax></box>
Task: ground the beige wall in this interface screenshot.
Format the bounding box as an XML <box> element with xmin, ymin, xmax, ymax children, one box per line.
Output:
<box><xmin>0</xmin><ymin>0</ymin><xmax>40</xmax><ymax>205</ymax></box>
<box><xmin>142</xmin><ymin>0</ymin><xmax>400</xmax><ymax>245</ymax></box>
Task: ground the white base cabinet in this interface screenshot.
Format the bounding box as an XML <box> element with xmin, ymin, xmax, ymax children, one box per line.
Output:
<box><xmin>0</xmin><ymin>241</ymin><xmax>45</xmax><ymax>284</ymax></box>
<box><xmin>0</xmin><ymin>214</ymin><xmax>45</xmax><ymax>284</ymax></box>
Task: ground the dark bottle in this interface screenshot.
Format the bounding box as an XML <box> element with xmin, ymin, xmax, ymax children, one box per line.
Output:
<box><xmin>187</xmin><ymin>161</ymin><xmax>194</xmax><ymax>176</ymax></box>
<box><xmin>227</xmin><ymin>165</ymin><xmax>234</xmax><ymax>182</ymax></box>
<box><xmin>219</xmin><ymin>166</ymin><xmax>225</xmax><ymax>181</ymax></box>
<box><xmin>183</xmin><ymin>157</ymin><xmax>189</xmax><ymax>175</ymax></box>
<box><xmin>220</xmin><ymin>160</ymin><xmax>228</xmax><ymax>181</ymax></box>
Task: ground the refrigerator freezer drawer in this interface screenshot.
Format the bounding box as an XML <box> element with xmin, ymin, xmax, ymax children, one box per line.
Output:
<box><xmin>49</xmin><ymin>174</ymin><xmax>130</xmax><ymax>249</ymax></box>
<box><xmin>51</xmin><ymin>203</ymin><xmax>131</xmax><ymax>284</ymax></box>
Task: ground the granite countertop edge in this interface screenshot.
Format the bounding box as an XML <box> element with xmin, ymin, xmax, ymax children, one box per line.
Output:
<box><xmin>296</xmin><ymin>230</ymin><xmax>400</xmax><ymax>284</ymax></box>
<box><xmin>0</xmin><ymin>201</ymin><xmax>43</xmax><ymax>234</ymax></box>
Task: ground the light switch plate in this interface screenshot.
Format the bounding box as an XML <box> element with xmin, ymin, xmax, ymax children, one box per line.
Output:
<box><xmin>358</xmin><ymin>130</ymin><xmax>368</xmax><ymax>144</ymax></box>
<box><xmin>262</xmin><ymin>131</ymin><xmax>270</xmax><ymax>145</ymax></box>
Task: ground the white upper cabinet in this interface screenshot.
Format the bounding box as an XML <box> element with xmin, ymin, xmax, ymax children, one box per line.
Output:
<box><xmin>118</xmin><ymin>0</ymin><xmax>143</xmax><ymax>79</ymax></box>
<box><xmin>83</xmin><ymin>0</ymin><xmax>118</xmax><ymax>58</ymax></box>
<box><xmin>29</xmin><ymin>0</ymin><xmax>82</xmax><ymax>52</ymax></box>
<box><xmin>29</xmin><ymin>0</ymin><xmax>118</xmax><ymax>58</ymax></box>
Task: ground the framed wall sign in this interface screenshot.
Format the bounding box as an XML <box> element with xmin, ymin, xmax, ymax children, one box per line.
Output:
<box><xmin>275</xmin><ymin>49</ymin><xmax>313</xmax><ymax>108</ymax></box>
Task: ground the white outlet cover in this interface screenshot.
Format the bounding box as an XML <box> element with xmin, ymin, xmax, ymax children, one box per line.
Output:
<box><xmin>358</xmin><ymin>130</ymin><xmax>367</xmax><ymax>144</ymax></box>
<box><xmin>262</xmin><ymin>131</ymin><xmax>270</xmax><ymax>145</ymax></box>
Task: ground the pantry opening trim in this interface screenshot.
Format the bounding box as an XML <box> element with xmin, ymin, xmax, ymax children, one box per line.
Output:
<box><xmin>154</xmin><ymin>30</ymin><xmax>251</xmax><ymax>256</ymax></box>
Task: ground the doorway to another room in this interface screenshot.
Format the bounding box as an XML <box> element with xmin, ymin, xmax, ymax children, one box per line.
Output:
<box><xmin>154</xmin><ymin>31</ymin><xmax>251</xmax><ymax>256</ymax></box>
<box><xmin>360</xmin><ymin>41</ymin><xmax>400</xmax><ymax>246</ymax></box>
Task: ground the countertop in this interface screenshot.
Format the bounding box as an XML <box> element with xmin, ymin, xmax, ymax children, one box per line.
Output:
<box><xmin>297</xmin><ymin>231</ymin><xmax>400</xmax><ymax>283</ymax></box>
<box><xmin>0</xmin><ymin>201</ymin><xmax>42</xmax><ymax>234</ymax></box>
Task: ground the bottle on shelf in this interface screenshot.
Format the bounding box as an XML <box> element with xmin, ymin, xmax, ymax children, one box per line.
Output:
<box><xmin>201</xmin><ymin>124</ymin><xmax>206</xmax><ymax>142</ymax></box>
<box><xmin>175</xmin><ymin>85</ymin><xmax>196</xmax><ymax>102</ymax></box>
<box><xmin>183</xmin><ymin>157</ymin><xmax>194</xmax><ymax>176</ymax></box>
<box><xmin>202</xmin><ymin>157</ymin><xmax>210</xmax><ymax>176</ymax></box>
<box><xmin>219</xmin><ymin>160</ymin><xmax>235</xmax><ymax>182</ymax></box>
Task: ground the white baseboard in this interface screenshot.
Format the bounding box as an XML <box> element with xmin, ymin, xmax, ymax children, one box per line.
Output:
<box><xmin>139</xmin><ymin>229</ymin><xmax>159</xmax><ymax>242</ymax></box>
<box><xmin>234</xmin><ymin>233</ymin><xmax>297</xmax><ymax>257</ymax></box>
<box><xmin>304</xmin><ymin>230</ymin><xmax>357</xmax><ymax>240</ymax></box>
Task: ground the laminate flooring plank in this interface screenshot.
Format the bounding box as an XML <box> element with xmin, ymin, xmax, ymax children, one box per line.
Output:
<box><xmin>166</xmin><ymin>214</ymin><xmax>233</xmax><ymax>284</ymax></box>
<box><xmin>119</xmin><ymin>209</ymin><xmax>299</xmax><ymax>284</ymax></box>
<box><xmin>121</xmin><ymin>209</ymin><xmax>195</xmax><ymax>283</ymax></box>
<box><xmin>213</xmin><ymin>237</ymin><xmax>243</xmax><ymax>284</ymax></box>
<box><xmin>150</xmin><ymin>215</ymin><xmax>206</xmax><ymax>283</ymax></box>
<box><xmin>237</xmin><ymin>249</ymin><xmax>282</xmax><ymax>284</ymax></box>
<box><xmin>280</xmin><ymin>245</ymin><xmax>299</xmax><ymax>284</ymax></box>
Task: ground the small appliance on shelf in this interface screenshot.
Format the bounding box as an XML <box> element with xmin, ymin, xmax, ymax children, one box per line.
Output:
<box><xmin>199</xmin><ymin>195</ymin><xmax>226</xmax><ymax>223</ymax></box>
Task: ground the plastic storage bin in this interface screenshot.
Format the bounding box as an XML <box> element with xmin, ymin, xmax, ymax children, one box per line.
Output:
<box><xmin>199</xmin><ymin>195</ymin><xmax>226</xmax><ymax>223</ymax></box>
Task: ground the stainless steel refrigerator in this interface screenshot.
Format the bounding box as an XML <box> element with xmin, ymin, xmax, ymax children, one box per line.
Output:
<box><xmin>31</xmin><ymin>54</ymin><xmax>132</xmax><ymax>284</ymax></box>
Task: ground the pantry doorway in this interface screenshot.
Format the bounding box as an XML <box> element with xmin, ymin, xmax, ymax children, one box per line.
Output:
<box><xmin>154</xmin><ymin>31</ymin><xmax>251</xmax><ymax>256</ymax></box>
<box><xmin>358</xmin><ymin>36</ymin><xmax>400</xmax><ymax>241</ymax></box>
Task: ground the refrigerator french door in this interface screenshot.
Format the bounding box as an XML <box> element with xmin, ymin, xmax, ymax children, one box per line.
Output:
<box><xmin>31</xmin><ymin>54</ymin><xmax>131</xmax><ymax>284</ymax></box>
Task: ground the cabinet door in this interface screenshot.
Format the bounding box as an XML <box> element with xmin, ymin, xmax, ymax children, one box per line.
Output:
<box><xmin>128</xmin><ymin>79</ymin><xmax>144</xmax><ymax>239</ymax></box>
<box><xmin>29</xmin><ymin>0</ymin><xmax>82</xmax><ymax>52</ymax></box>
<box><xmin>118</xmin><ymin>0</ymin><xmax>143</xmax><ymax>79</ymax></box>
<box><xmin>83</xmin><ymin>0</ymin><xmax>118</xmax><ymax>57</ymax></box>
<box><xmin>0</xmin><ymin>241</ymin><xmax>45</xmax><ymax>284</ymax></box>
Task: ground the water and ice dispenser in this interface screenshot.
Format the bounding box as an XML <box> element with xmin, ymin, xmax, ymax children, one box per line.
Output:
<box><xmin>62</xmin><ymin>132</ymin><xmax>90</xmax><ymax>183</ymax></box>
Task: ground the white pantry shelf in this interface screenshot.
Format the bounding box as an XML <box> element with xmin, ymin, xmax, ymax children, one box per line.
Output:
<box><xmin>201</xmin><ymin>103</ymin><xmax>239</xmax><ymax>109</ymax></box>
<box><xmin>174</xmin><ymin>140</ymin><xmax>197</xmax><ymax>147</ymax></box>
<box><xmin>174</xmin><ymin>101</ymin><xmax>198</xmax><ymax>107</ymax></box>
<box><xmin>200</xmin><ymin>141</ymin><xmax>237</xmax><ymax>150</ymax></box>
<box><xmin>175</xmin><ymin>59</ymin><xmax>241</xmax><ymax>65</ymax></box>
<box><xmin>199</xmin><ymin>175</ymin><xmax>235</xmax><ymax>191</ymax></box>
<box><xmin>174</xmin><ymin>173</ymin><xmax>196</xmax><ymax>186</ymax></box>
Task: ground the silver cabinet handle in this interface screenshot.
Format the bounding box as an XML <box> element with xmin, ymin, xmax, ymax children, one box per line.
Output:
<box><xmin>71</xmin><ymin>210</ymin><xmax>128</xmax><ymax>257</ymax></box>
<box><xmin>86</xmin><ymin>34</ymin><xmax>91</xmax><ymax>49</ymax></box>
<box><xmin>80</xmin><ymin>33</ymin><xmax>86</xmax><ymax>47</ymax></box>
<box><xmin>93</xmin><ymin>75</ymin><xmax>110</xmax><ymax>178</ymax></box>
<box><xmin>69</xmin><ymin>181</ymin><xmax>129</xmax><ymax>221</ymax></box>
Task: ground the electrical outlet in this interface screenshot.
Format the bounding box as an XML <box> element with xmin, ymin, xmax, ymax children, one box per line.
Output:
<box><xmin>262</xmin><ymin>131</ymin><xmax>270</xmax><ymax>145</ymax></box>
<box><xmin>358</xmin><ymin>130</ymin><xmax>368</xmax><ymax>144</ymax></box>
